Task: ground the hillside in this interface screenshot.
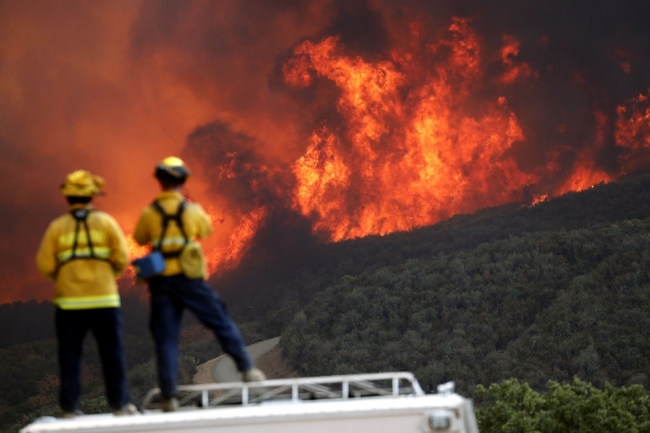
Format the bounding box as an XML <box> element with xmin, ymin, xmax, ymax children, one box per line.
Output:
<box><xmin>282</xmin><ymin>218</ymin><xmax>650</xmax><ymax>394</ymax></box>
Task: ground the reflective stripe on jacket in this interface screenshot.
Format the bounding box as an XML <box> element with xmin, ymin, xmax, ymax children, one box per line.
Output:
<box><xmin>36</xmin><ymin>204</ymin><xmax>129</xmax><ymax>310</ymax></box>
<box><xmin>57</xmin><ymin>246</ymin><xmax>112</xmax><ymax>262</ymax></box>
<box><xmin>55</xmin><ymin>294</ymin><xmax>121</xmax><ymax>310</ymax></box>
<box><xmin>133</xmin><ymin>191</ymin><xmax>212</xmax><ymax>276</ymax></box>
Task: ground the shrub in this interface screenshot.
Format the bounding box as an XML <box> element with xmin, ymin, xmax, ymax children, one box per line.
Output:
<box><xmin>476</xmin><ymin>378</ymin><xmax>650</xmax><ymax>433</ymax></box>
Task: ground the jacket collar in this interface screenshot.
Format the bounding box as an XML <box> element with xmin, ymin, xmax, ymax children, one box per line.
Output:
<box><xmin>156</xmin><ymin>191</ymin><xmax>185</xmax><ymax>201</ymax></box>
<box><xmin>68</xmin><ymin>203</ymin><xmax>93</xmax><ymax>211</ymax></box>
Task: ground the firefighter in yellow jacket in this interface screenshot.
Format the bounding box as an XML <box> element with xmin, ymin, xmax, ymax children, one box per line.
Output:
<box><xmin>36</xmin><ymin>170</ymin><xmax>136</xmax><ymax>417</ymax></box>
<box><xmin>134</xmin><ymin>157</ymin><xmax>264</xmax><ymax>412</ymax></box>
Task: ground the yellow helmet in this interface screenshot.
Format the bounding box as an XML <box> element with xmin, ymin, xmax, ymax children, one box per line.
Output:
<box><xmin>61</xmin><ymin>170</ymin><xmax>105</xmax><ymax>197</ymax></box>
<box><xmin>155</xmin><ymin>156</ymin><xmax>191</xmax><ymax>182</ymax></box>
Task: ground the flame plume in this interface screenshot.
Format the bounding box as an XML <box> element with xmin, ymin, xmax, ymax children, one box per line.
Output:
<box><xmin>286</xmin><ymin>20</ymin><xmax>540</xmax><ymax>240</ymax></box>
<box><xmin>617</xmin><ymin>91</ymin><xmax>650</xmax><ymax>153</ymax></box>
<box><xmin>205</xmin><ymin>207</ymin><xmax>268</xmax><ymax>276</ymax></box>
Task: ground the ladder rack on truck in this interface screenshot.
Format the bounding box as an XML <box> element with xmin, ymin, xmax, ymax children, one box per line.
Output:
<box><xmin>21</xmin><ymin>372</ymin><xmax>479</xmax><ymax>433</ymax></box>
<box><xmin>142</xmin><ymin>371</ymin><xmax>425</xmax><ymax>410</ymax></box>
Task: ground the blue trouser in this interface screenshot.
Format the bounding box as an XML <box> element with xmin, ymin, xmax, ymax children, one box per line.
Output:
<box><xmin>56</xmin><ymin>307</ymin><xmax>130</xmax><ymax>412</ymax></box>
<box><xmin>148</xmin><ymin>275</ymin><xmax>252</xmax><ymax>398</ymax></box>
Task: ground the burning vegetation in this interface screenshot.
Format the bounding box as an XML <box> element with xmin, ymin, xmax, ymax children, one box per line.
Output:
<box><xmin>286</xmin><ymin>20</ymin><xmax>538</xmax><ymax>240</ymax></box>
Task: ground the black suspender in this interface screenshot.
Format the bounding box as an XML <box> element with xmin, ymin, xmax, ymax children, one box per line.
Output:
<box><xmin>57</xmin><ymin>208</ymin><xmax>110</xmax><ymax>269</ymax></box>
<box><xmin>151</xmin><ymin>200</ymin><xmax>188</xmax><ymax>259</ymax></box>
<box><xmin>70</xmin><ymin>208</ymin><xmax>96</xmax><ymax>260</ymax></box>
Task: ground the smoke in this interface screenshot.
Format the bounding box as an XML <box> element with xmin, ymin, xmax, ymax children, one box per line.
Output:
<box><xmin>1</xmin><ymin>0</ymin><xmax>650</xmax><ymax>302</ymax></box>
<box><xmin>182</xmin><ymin>121</ymin><xmax>286</xmax><ymax>211</ymax></box>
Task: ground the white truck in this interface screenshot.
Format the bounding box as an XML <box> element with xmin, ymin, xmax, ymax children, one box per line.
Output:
<box><xmin>21</xmin><ymin>372</ymin><xmax>479</xmax><ymax>433</ymax></box>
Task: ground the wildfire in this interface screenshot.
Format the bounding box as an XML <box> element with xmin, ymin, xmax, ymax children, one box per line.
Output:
<box><xmin>126</xmin><ymin>234</ymin><xmax>149</xmax><ymax>260</ymax></box>
<box><xmin>552</xmin><ymin>111</ymin><xmax>613</xmax><ymax>195</ymax></box>
<box><xmin>530</xmin><ymin>195</ymin><xmax>549</xmax><ymax>207</ymax></box>
<box><xmin>616</xmin><ymin>90</ymin><xmax>650</xmax><ymax>152</ymax></box>
<box><xmin>499</xmin><ymin>35</ymin><xmax>536</xmax><ymax>83</ymax></box>
<box><xmin>120</xmin><ymin>235</ymin><xmax>149</xmax><ymax>281</ymax></box>
<box><xmin>205</xmin><ymin>207</ymin><xmax>268</xmax><ymax>276</ymax></box>
<box><xmin>285</xmin><ymin>18</ymin><xmax>539</xmax><ymax>241</ymax></box>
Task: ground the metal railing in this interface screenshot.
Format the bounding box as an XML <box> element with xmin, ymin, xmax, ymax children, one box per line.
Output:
<box><xmin>142</xmin><ymin>372</ymin><xmax>425</xmax><ymax>412</ymax></box>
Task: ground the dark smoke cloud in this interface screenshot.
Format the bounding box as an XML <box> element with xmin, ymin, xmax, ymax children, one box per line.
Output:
<box><xmin>325</xmin><ymin>0</ymin><xmax>390</xmax><ymax>59</ymax></box>
<box><xmin>182</xmin><ymin>121</ymin><xmax>291</xmax><ymax>211</ymax></box>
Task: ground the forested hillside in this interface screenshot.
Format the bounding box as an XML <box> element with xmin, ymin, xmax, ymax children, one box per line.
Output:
<box><xmin>282</xmin><ymin>218</ymin><xmax>650</xmax><ymax>394</ymax></box>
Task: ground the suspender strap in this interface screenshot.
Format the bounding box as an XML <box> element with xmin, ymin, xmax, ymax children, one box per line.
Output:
<box><xmin>58</xmin><ymin>209</ymin><xmax>110</xmax><ymax>267</ymax></box>
<box><xmin>151</xmin><ymin>200</ymin><xmax>188</xmax><ymax>258</ymax></box>
<box><xmin>70</xmin><ymin>209</ymin><xmax>96</xmax><ymax>260</ymax></box>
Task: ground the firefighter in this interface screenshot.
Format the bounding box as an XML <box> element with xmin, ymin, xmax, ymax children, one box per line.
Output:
<box><xmin>134</xmin><ymin>156</ymin><xmax>265</xmax><ymax>412</ymax></box>
<box><xmin>36</xmin><ymin>170</ymin><xmax>136</xmax><ymax>417</ymax></box>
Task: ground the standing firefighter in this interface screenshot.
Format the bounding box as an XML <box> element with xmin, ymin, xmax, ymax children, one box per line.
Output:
<box><xmin>133</xmin><ymin>157</ymin><xmax>265</xmax><ymax>412</ymax></box>
<box><xmin>36</xmin><ymin>170</ymin><xmax>136</xmax><ymax>417</ymax></box>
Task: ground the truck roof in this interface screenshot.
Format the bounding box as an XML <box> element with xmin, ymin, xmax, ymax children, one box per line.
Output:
<box><xmin>21</xmin><ymin>372</ymin><xmax>479</xmax><ymax>433</ymax></box>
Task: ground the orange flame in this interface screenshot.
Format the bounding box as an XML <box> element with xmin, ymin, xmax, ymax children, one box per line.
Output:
<box><xmin>616</xmin><ymin>90</ymin><xmax>650</xmax><ymax>152</ymax></box>
<box><xmin>205</xmin><ymin>207</ymin><xmax>268</xmax><ymax>276</ymax></box>
<box><xmin>530</xmin><ymin>194</ymin><xmax>549</xmax><ymax>206</ymax></box>
<box><xmin>125</xmin><ymin>234</ymin><xmax>149</xmax><ymax>260</ymax></box>
<box><xmin>499</xmin><ymin>35</ymin><xmax>536</xmax><ymax>83</ymax></box>
<box><xmin>118</xmin><ymin>235</ymin><xmax>150</xmax><ymax>282</ymax></box>
<box><xmin>554</xmin><ymin>111</ymin><xmax>613</xmax><ymax>195</ymax></box>
<box><xmin>286</xmin><ymin>19</ymin><xmax>539</xmax><ymax>241</ymax></box>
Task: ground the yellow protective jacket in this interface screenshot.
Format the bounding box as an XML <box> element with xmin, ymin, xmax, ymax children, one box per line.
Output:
<box><xmin>36</xmin><ymin>204</ymin><xmax>129</xmax><ymax>310</ymax></box>
<box><xmin>133</xmin><ymin>191</ymin><xmax>213</xmax><ymax>276</ymax></box>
